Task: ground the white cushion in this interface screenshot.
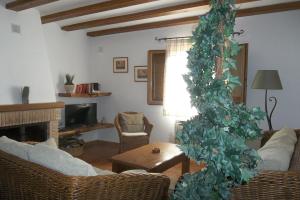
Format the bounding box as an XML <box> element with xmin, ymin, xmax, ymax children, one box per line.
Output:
<box><xmin>123</xmin><ymin>169</ymin><xmax>147</xmax><ymax>174</ymax></box>
<box><xmin>257</xmin><ymin>128</ymin><xmax>297</xmax><ymax>171</ymax></box>
<box><xmin>0</xmin><ymin>136</ymin><xmax>33</xmax><ymax>160</ymax></box>
<box><xmin>38</xmin><ymin>137</ymin><xmax>58</xmax><ymax>149</ymax></box>
<box><xmin>122</xmin><ymin>132</ymin><xmax>148</xmax><ymax>137</ymax></box>
<box><xmin>93</xmin><ymin>167</ymin><xmax>115</xmax><ymax>175</ymax></box>
<box><xmin>28</xmin><ymin>143</ymin><xmax>97</xmax><ymax>176</ymax></box>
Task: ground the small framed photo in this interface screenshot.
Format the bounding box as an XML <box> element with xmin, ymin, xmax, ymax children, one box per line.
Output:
<box><xmin>134</xmin><ymin>66</ymin><xmax>148</xmax><ymax>82</ymax></box>
<box><xmin>113</xmin><ymin>57</ymin><xmax>128</xmax><ymax>73</ymax></box>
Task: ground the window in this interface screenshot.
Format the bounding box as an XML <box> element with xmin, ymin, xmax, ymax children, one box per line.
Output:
<box><xmin>163</xmin><ymin>39</ymin><xmax>197</xmax><ymax>119</ymax></box>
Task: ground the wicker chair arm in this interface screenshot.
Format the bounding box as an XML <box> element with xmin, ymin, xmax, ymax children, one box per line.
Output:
<box><xmin>231</xmin><ymin>170</ymin><xmax>300</xmax><ymax>200</ymax></box>
<box><xmin>144</xmin><ymin>117</ymin><xmax>153</xmax><ymax>136</ymax></box>
<box><xmin>114</xmin><ymin>115</ymin><xmax>123</xmax><ymax>137</ymax></box>
<box><xmin>76</xmin><ymin>172</ymin><xmax>170</xmax><ymax>200</ymax></box>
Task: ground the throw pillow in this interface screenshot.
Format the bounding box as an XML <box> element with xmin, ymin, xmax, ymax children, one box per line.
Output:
<box><xmin>257</xmin><ymin>128</ymin><xmax>297</xmax><ymax>171</ymax></box>
<box><xmin>119</xmin><ymin>112</ymin><xmax>144</xmax><ymax>133</ymax></box>
<box><xmin>0</xmin><ymin>136</ymin><xmax>33</xmax><ymax>160</ymax></box>
<box><xmin>28</xmin><ymin>143</ymin><xmax>97</xmax><ymax>176</ymax></box>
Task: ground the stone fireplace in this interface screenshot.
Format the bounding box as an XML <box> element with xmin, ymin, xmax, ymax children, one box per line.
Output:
<box><xmin>0</xmin><ymin>102</ymin><xmax>64</xmax><ymax>143</ymax></box>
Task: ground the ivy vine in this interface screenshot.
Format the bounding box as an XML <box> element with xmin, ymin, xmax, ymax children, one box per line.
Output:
<box><xmin>172</xmin><ymin>0</ymin><xmax>264</xmax><ymax>199</ymax></box>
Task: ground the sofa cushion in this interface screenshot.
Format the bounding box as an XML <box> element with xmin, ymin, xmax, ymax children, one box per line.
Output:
<box><xmin>28</xmin><ymin>143</ymin><xmax>97</xmax><ymax>176</ymax></box>
<box><xmin>38</xmin><ymin>137</ymin><xmax>58</xmax><ymax>148</ymax></box>
<box><xmin>122</xmin><ymin>132</ymin><xmax>148</xmax><ymax>137</ymax></box>
<box><xmin>0</xmin><ymin>136</ymin><xmax>33</xmax><ymax>160</ymax></box>
<box><xmin>258</xmin><ymin>128</ymin><xmax>296</xmax><ymax>171</ymax></box>
<box><xmin>93</xmin><ymin>167</ymin><xmax>116</xmax><ymax>175</ymax></box>
<box><xmin>120</xmin><ymin>113</ymin><xmax>144</xmax><ymax>132</ymax></box>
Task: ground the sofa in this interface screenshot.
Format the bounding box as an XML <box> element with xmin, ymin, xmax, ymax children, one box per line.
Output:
<box><xmin>231</xmin><ymin>129</ymin><xmax>300</xmax><ymax>199</ymax></box>
<box><xmin>0</xmin><ymin>138</ymin><xmax>170</xmax><ymax>200</ymax></box>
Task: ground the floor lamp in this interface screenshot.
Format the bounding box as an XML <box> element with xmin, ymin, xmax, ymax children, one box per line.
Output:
<box><xmin>251</xmin><ymin>70</ymin><xmax>283</xmax><ymax>131</ymax></box>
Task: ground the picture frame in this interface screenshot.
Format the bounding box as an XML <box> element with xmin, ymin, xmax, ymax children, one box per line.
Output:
<box><xmin>134</xmin><ymin>66</ymin><xmax>148</xmax><ymax>82</ymax></box>
<box><xmin>113</xmin><ymin>57</ymin><xmax>128</xmax><ymax>73</ymax></box>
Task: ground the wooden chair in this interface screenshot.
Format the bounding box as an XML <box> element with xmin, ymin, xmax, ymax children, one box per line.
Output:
<box><xmin>114</xmin><ymin>112</ymin><xmax>153</xmax><ymax>153</ymax></box>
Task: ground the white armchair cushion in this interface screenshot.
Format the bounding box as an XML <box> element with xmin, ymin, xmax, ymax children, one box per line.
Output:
<box><xmin>28</xmin><ymin>143</ymin><xmax>97</xmax><ymax>176</ymax></box>
<box><xmin>257</xmin><ymin>128</ymin><xmax>297</xmax><ymax>171</ymax></box>
<box><xmin>122</xmin><ymin>132</ymin><xmax>148</xmax><ymax>137</ymax></box>
<box><xmin>0</xmin><ymin>136</ymin><xmax>32</xmax><ymax>160</ymax></box>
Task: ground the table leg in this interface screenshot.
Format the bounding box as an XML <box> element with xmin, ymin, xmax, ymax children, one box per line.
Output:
<box><xmin>182</xmin><ymin>156</ymin><xmax>190</xmax><ymax>174</ymax></box>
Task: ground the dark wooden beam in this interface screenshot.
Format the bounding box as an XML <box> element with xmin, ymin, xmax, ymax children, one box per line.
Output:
<box><xmin>62</xmin><ymin>1</ymin><xmax>208</xmax><ymax>31</ymax></box>
<box><xmin>87</xmin><ymin>1</ymin><xmax>300</xmax><ymax>37</ymax></box>
<box><xmin>41</xmin><ymin>0</ymin><xmax>158</xmax><ymax>24</ymax></box>
<box><xmin>6</xmin><ymin>0</ymin><xmax>58</xmax><ymax>11</ymax></box>
<box><xmin>237</xmin><ymin>1</ymin><xmax>300</xmax><ymax>17</ymax></box>
<box><xmin>87</xmin><ymin>16</ymin><xmax>200</xmax><ymax>37</ymax></box>
<box><xmin>62</xmin><ymin>0</ymin><xmax>258</xmax><ymax>31</ymax></box>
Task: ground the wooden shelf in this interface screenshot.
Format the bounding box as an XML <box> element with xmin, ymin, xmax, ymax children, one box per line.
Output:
<box><xmin>58</xmin><ymin>92</ymin><xmax>111</xmax><ymax>98</ymax></box>
<box><xmin>59</xmin><ymin>122</ymin><xmax>114</xmax><ymax>138</ymax></box>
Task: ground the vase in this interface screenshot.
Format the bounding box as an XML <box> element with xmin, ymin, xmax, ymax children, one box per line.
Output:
<box><xmin>64</xmin><ymin>84</ymin><xmax>74</xmax><ymax>93</ymax></box>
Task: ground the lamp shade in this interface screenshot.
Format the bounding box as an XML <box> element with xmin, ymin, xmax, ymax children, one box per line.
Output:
<box><xmin>251</xmin><ymin>70</ymin><xmax>283</xmax><ymax>90</ymax></box>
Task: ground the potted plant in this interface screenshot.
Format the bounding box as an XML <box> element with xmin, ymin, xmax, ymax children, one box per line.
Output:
<box><xmin>64</xmin><ymin>74</ymin><xmax>75</xmax><ymax>93</ymax></box>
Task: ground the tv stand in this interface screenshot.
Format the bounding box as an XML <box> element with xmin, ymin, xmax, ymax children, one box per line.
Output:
<box><xmin>59</xmin><ymin>122</ymin><xmax>114</xmax><ymax>138</ymax></box>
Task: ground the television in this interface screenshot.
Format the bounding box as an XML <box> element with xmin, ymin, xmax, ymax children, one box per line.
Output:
<box><xmin>65</xmin><ymin>103</ymin><xmax>97</xmax><ymax>128</ymax></box>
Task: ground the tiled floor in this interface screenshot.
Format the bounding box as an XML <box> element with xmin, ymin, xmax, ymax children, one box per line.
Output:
<box><xmin>78</xmin><ymin>140</ymin><xmax>204</xmax><ymax>189</ymax></box>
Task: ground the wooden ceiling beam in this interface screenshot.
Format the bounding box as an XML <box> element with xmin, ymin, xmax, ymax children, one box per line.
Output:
<box><xmin>62</xmin><ymin>0</ymin><xmax>258</xmax><ymax>31</ymax></box>
<box><xmin>41</xmin><ymin>0</ymin><xmax>158</xmax><ymax>24</ymax></box>
<box><xmin>237</xmin><ymin>1</ymin><xmax>300</xmax><ymax>17</ymax></box>
<box><xmin>87</xmin><ymin>16</ymin><xmax>200</xmax><ymax>37</ymax></box>
<box><xmin>6</xmin><ymin>0</ymin><xmax>58</xmax><ymax>11</ymax></box>
<box><xmin>62</xmin><ymin>1</ymin><xmax>209</xmax><ymax>31</ymax></box>
<box><xmin>87</xmin><ymin>1</ymin><xmax>300</xmax><ymax>37</ymax></box>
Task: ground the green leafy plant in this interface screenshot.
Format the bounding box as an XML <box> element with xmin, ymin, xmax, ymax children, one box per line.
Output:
<box><xmin>172</xmin><ymin>0</ymin><xmax>265</xmax><ymax>199</ymax></box>
<box><xmin>65</xmin><ymin>74</ymin><xmax>74</xmax><ymax>85</ymax></box>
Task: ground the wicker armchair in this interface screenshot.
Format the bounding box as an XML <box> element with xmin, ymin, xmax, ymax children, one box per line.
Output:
<box><xmin>0</xmin><ymin>149</ymin><xmax>170</xmax><ymax>200</ymax></box>
<box><xmin>231</xmin><ymin>129</ymin><xmax>300</xmax><ymax>200</ymax></box>
<box><xmin>114</xmin><ymin>112</ymin><xmax>153</xmax><ymax>153</ymax></box>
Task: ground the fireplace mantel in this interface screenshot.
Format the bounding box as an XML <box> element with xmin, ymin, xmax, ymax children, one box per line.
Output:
<box><xmin>0</xmin><ymin>102</ymin><xmax>64</xmax><ymax>112</ymax></box>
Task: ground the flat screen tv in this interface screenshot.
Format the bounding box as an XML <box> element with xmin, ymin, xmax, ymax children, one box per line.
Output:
<box><xmin>65</xmin><ymin>103</ymin><xmax>97</xmax><ymax>128</ymax></box>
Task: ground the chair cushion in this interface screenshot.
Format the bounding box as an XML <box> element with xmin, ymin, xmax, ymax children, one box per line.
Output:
<box><xmin>0</xmin><ymin>136</ymin><xmax>33</xmax><ymax>160</ymax></box>
<box><xmin>257</xmin><ymin>128</ymin><xmax>296</xmax><ymax>171</ymax></box>
<box><xmin>120</xmin><ymin>112</ymin><xmax>144</xmax><ymax>132</ymax></box>
<box><xmin>122</xmin><ymin>132</ymin><xmax>148</xmax><ymax>137</ymax></box>
<box><xmin>28</xmin><ymin>143</ymin><xmax>97</xmax><ymax>176</ymax></box>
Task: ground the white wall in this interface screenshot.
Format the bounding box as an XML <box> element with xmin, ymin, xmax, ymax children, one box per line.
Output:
<box><xmin>43</xmin><ymin>23</ymin><xmax>102</xmax><ymax>141</ymax></box>
<box><xmin>89</xmin><ymin>10</ymin><xmax>300</xmax><ymax>143</ymax></box>
<box><xmin>89</xmin><ymin>24</ymin><xmax>198</xmax><ymax>143</ymax></box>
<box><xmin>1</xmin><ymin>5</ymin><xmax>299</xmax><ymax>144</ymax></box>
<box><xmin>0</xmin><ymin>6</ymin><xmax>55</xmax><ymax>104</ymax></box>
<box><xmin>236</xmin><ymin>10</ymin><xmax>300</xmax><ymax>131</ymax></box>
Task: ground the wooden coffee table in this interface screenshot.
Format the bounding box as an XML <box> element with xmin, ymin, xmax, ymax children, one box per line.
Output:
<box><xmin>111</xmin><ymin>143</ymin><xmax>190</xmax><ymax>174</ymax></box>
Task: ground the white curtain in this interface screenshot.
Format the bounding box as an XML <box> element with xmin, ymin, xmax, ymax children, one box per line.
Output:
<box><xmin>163</xmin><ymin>39</ymin><xmax>197</xmax><ymax>119</ymax></box>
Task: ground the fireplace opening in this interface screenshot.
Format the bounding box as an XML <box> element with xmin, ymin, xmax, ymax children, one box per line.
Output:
<box><xmin>0</xmin><ymin>122</ymin><xmax>48</xmax><ymax>142</ymax></box>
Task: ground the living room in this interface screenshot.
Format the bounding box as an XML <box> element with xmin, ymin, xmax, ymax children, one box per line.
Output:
<box><xmin>0</xmin><ymin>0</ymin><xmax>300</xmax><ymax>199</ymax></box>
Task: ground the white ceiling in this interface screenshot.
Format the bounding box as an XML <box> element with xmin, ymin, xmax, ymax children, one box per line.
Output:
<box><xmin>2</xmin><ymin>0</ymin><xmax>300</xmax><ymax>33</ymax></box>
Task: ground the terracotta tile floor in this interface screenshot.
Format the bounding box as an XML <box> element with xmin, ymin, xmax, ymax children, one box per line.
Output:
<box><xmin>78</xmin><ymin>140</ymin><xmax>204</xmax><ymax>189</ymax></box>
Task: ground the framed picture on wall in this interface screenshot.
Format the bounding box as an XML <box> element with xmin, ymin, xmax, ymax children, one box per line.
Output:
<box><xmin>113</xmin><ymin>57</ymin><xmax>128</xmax><ymax>73</ymax></box>
<box><xmin>134</xmin><ymin>66</ymin><xmax>148</xmax><ymax>82</ymax></box>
